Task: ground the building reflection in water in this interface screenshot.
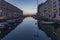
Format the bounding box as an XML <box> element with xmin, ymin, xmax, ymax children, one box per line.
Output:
<box><xmin>0</xmin><ymin>19</ymin><xmax>23</xmax><ymax>40</ymax></box>
<box><xmin>37</xmin><ymin>20</ymin><xmax>60</xmax><ymax>40</ymax></box>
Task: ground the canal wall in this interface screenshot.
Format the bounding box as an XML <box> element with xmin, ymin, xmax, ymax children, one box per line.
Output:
<box><xmin>0</xmin><ymin>18</ymin><xmax>23</xmax><ymax>39</ymax></box>
<box><xmin>37</xmin><ymin>20</ymin><xmax>60</xmax><ymax>40</ymax></box>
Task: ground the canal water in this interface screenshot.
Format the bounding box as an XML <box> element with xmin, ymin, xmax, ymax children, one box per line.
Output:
<box><xmin>1</xmin><ymin>17</ymin><xmax>52</xmax><ymax>40</ymax></box>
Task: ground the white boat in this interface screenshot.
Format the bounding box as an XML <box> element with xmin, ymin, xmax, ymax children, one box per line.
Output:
<box><xmin>41</xmin><ymin>21</ymin><xmax>55</xmax><ymax>24</ymax></box>
<box><xmin>7</xmin><ymin>19</ymin><xmax>16</xmax><ymax>23</ymax></box>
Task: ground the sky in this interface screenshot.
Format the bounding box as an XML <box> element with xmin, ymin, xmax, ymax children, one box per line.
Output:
<box><xmin>5</xmin><ymin>0</ymin><xmax>46</xmax><ymax>15</ymax></box>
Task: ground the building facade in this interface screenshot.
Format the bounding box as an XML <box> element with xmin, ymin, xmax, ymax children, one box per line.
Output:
<box><xmin>38</xmin><ymin>0</ymin><xmax>60</xmax><ymax>18</ymax></box>
<box><xmin>0</xmin><ymin>0</ymin><xmax>23</xmax><ymax>20</ymax></box>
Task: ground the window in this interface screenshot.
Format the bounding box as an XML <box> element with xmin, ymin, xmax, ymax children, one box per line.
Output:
<box><xmin>53</xmin><ymin>1</ymin><xmax>56</xmax><ymax>4</ymax></box>
<box><xmin>59</xmin><ymin>3</ymin><xmax>60</xmax><ymax>5</ymax></box>
<box><xmin>59</xmin><ymin>13</ymin><xmax>60</xmax><ymax>16</ymax></box>
<box><xmin>59</xmin><ymin>0</ymin><xmax>60</xmax><ymax>1</ymax></box>
<box><xmin>14</xmin><ymin>12</ymin><xmax>16</xmax><ymax>14</ymax></box>
<box><xmin>52</xmin><ymin>9</ymin><xmax>57</xmax><ymax>13</ymax></box>
<box><xmin>0</xmin><ymin>9</ymin><xmax>2</xmax><ymax>12</ymax></box>
<box><xmin>53</xmin><ymin>5</ymin><xmax>56</xmax><ymax>7</ymax></box>
<box><xmin>59</xmin><ymin>8</ymin><xmax>60</xmax><ymax>10</ymax></box>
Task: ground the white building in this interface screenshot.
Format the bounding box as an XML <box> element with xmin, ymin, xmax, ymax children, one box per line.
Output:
<box><xmin>38</xmin><ymin>0</ymin><xmax>60</xmax><ymax>18</ymax></box>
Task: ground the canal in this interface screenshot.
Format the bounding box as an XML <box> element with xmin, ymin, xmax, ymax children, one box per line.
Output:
<box><xmin>1</xmin><ymin>17</ymin><xmax>52</xmax><ymax>40</ymax></box>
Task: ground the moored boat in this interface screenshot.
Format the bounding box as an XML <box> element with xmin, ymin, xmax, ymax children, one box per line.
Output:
<box><xmin>41</xmin><ymin>21</ymin><xmax>55</xmax><ymax>24</ymax></box>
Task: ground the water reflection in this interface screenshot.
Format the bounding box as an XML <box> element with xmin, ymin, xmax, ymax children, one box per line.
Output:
<box><xmin>37</xmin><ymin>20</ymin><xmax>60</xmax><ymax>40</ymax></box>
<box><xmin>2</xmin><ymin>17</ymin><xmax>39</xmax><ymax>40</ymax></box>
<box><xmin>1</xmin><ymin>17</ymin><xmax>60</xmax><ymax>40</ymax></box>
<box><xmin>1</xmin><ymin>17</ymin><xmax>52</xmax><ymax>40</ymax></box>
<box><xmin>0</xmin><ymin>19</ymin><xmax>23</xmax><ymax>40</ymax></box>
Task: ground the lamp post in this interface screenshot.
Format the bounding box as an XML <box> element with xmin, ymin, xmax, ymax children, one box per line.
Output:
<box><xmin>36</xmin><ymin>0</ymin><xmax>38</xmax><ymax>13</ymax></box>
<box><xmin>37</xmin><ymin>0</ymin><xmax>38</xmax><ymax>5</ymax></box>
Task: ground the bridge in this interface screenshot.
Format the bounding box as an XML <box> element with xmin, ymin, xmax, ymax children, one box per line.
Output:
<box><xmin>23</xmin><ymin>15</ymin><xmax>36</xmax><ymax>17</ymax></box>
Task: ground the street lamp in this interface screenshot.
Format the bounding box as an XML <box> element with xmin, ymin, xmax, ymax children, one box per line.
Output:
<box><xmin>37</xmin><ymin>0</ymin><xmax>38</xmax><ymax>5</ymax></box>
<box><xmin>36</xmin><ymin>0</ymin><xmax>38</xmax><ymax>13</ymax></box>
<box><xmin>33</xmin><ymin>0</ymin><xmax>38</xmax><ymax>6</ymax></box>
<box><xmin>33</xmin><ymin>0</ymin><xmax>39</xmax><ymax>15</ymax></box>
